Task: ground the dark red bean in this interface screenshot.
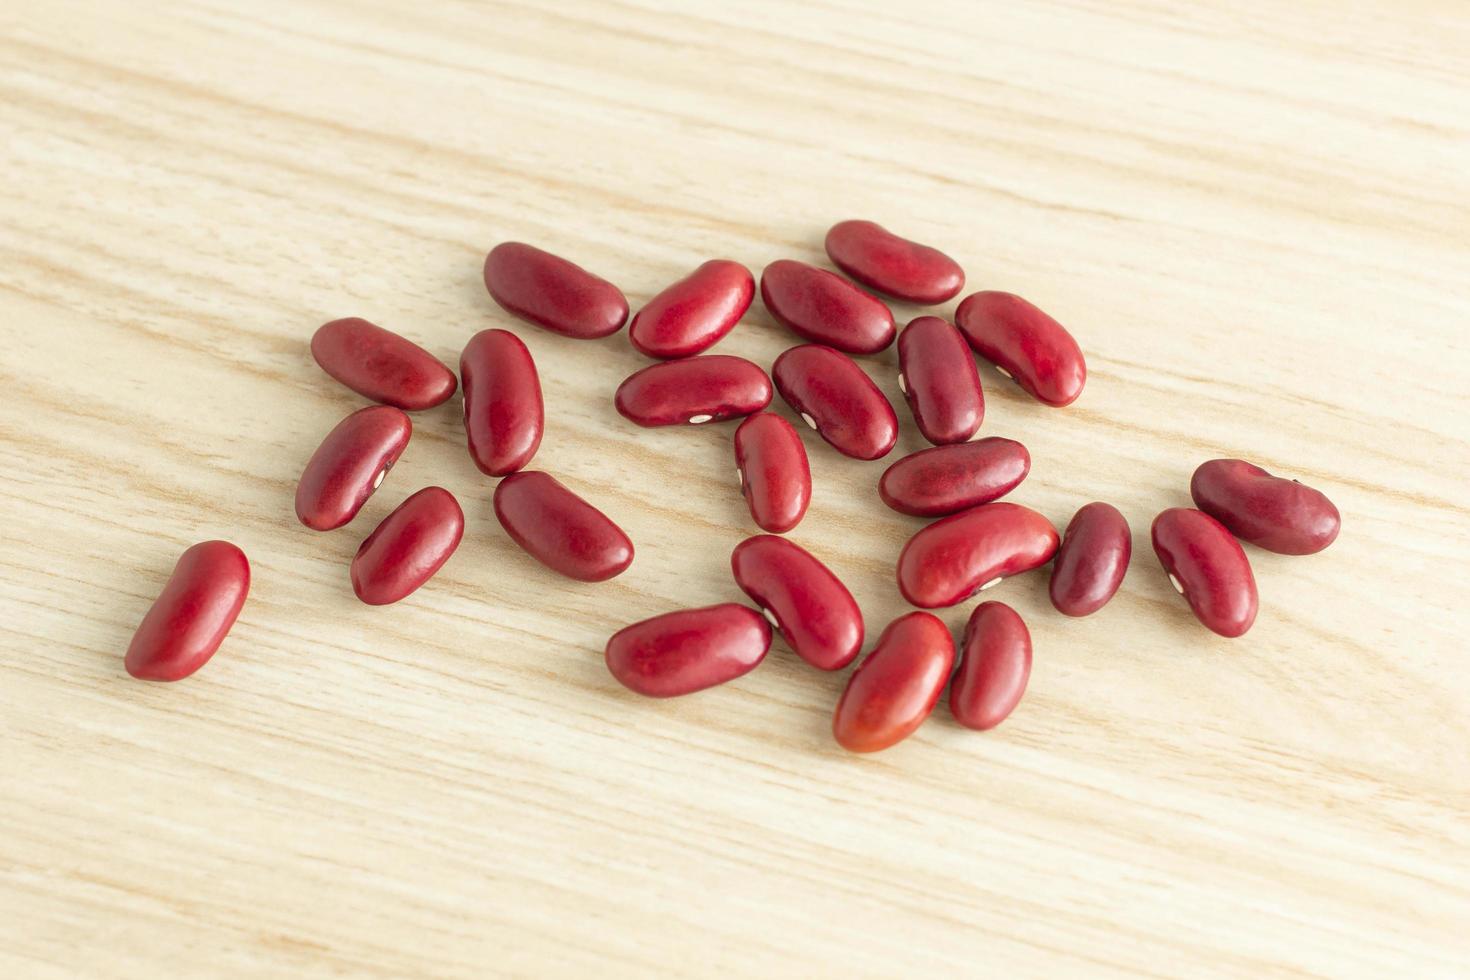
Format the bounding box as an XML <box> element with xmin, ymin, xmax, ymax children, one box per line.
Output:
<box><xmin>878</xmin><ymin>438</ymin><xmax>1031</xmax><ymax>517</ymax></box>
<box><xmin>629</xmin><ymin>260</ymin><xmax>754</xmax><ymax>359</ymax></box>
<box><xmin>483</xmin><ymin>242</ymin><xmax>628</xmax><ymax>339</ymax></box>
<box><xmin>124</xmin><ymin>541</ymin><xmax>249</xmax><ymax>682</ymax></box>
<box><xmin>733</xmin><ymin>412</ymin><xmax>812</xmax><ymax>534</ymax></box>
<box><xmin>897</xmin><ymin>501</ymin><xmax>1059</xmax><ymax>608</ymax></box>
<box><xmin>494</xmin><ymin>471</ymin><xmax>634</xmax><ymax>582</ymax></box>
<box><xmin>896</xmin><ymin>316</ymin><xmax>984</xmax><ymax>445</ymax></box>
<box><xmin>351</xmin><ymin>487</ymin><xmax>464</xmax><ymax>605</ymax></box>
<box><xmin>614</xmin><ymin>355</ymin><xmax>772</xmax><ymax>427</ymax></box>
<box><xmin>772</xmin><ymin>344</ymin><xmax>898</xmax><ymax>460</ymax></box>
<box><xmin>1151</xmin><ymin>508</ymin><xmax>1258</xmax><ymax>638</ymax></box>
<box><xmin>1049</xmin><ymin>502</ymin><xmax>1131</xmax><ymax>617</ymax></box>
<box><xmin>310</xmin><ymin>318</ymin><xmax>457</xmax><ymax>411</ymax></box>
<box><xmin>955</xmin><ymin>291</ymin><xmax>1086</xmax><ymax>407</ymax></box>
<box><xmin>605</xmin><ymin>604</ymin><xmax>771</xmax><ymax>698</ymax></box>
<box><xmin>950</xmin><ymin>602</ymin><xmax>1031</xmax><ymax>730</ymax></box>
<box><xmin>832</xmin><ymin>612</ymin><xmax>955</xmax><ymax>753</ymax></box>
<box><xmin>824</xmin><ymin>220</ymin><xmax>965</xmax><ymax>304</ymax></box>
<box><xmin>759</xmin><ymin>259</ymin><xmax>896</xmax><ymax>354</ymax></box>
<box><xmin>1190</xmin><ymin>459</ymin><xmax>1340</xmax><ymax>555</ymax></box>
<box><xmin>730</xmin><ymin>535</ymin><xmax>863</xmax><ymax>671</ymax></box>
<box><xmin>460</xmin><ymin>329</ymin><xmax>543</xmax><ymax>477</ymax></box>
<box><xmin>295</xmin><ymin>405</ymin><xmax>411</xmax><ymax>531</ymax></box>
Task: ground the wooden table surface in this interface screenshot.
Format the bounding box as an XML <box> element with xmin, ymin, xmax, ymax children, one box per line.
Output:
<box><xmin>4</xmin><ymin>1</ymin><xmax>1468</xmax><ymax>976</ymax></box>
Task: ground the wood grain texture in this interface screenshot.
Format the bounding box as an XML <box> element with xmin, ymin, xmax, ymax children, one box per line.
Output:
<box><xmin>2</xmin><ymin>0</ymin><xmax>1468</xmax><ymax>975</ymax></box>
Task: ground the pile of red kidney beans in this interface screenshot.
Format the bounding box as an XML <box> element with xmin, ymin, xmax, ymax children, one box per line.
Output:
<box><xmin>122</xmin><ymin>220</ymin><xmax>1341</xmax><ymax>754</ymax></box>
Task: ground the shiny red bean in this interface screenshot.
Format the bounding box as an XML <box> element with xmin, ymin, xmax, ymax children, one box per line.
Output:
<box><xmin>459</xmin><ymin>329</ymin><xmax>543</xmax><ymax>477</ymax></box>
<box><xmin>897</xmin><ymin>501</ymin><xmax>1059</xmax><ymax>608</ymax></box>
<box><xmin>950</xmin><ymin>602</ymin><xmax>1031</xmax><ymax>730</ymax></box>
<box><xmin>1151</xmin><ymin>508</ymin><xmax>1258</xmax><ymax>638</ymax></box>
<box><xmin>614</xmin><ymin>355</ymin><xmax>772</xmax><ymax>427</ymax></box>
<box><xmin>310</xmin><ymin>317</ymin><xmax>457</xmax><ymax>411</ymax></box>
<box><xmin>832</xmin><ymin>612</ymin><xmax>955</xmax><ymax>753</ymax></box>
<box><xmin>759</xmin><ymin>259</ymin><xmax>896</xmax><ymax>354</ymax></box>
<box><xmin>351</xmin><ymin>487</ymin><xmax>464</xmax><ymax>605</ymax></box>
<box><xmin>605</xmin><ymin>604</ymin><xmax>771</xmax><ymax>698</ymax></box>
<box><xmin>878</xmin><ymin>438</ymin><xmax>1030</xmax><ymax>517</ymax></box>
<box><xmin>824</xmin><ymin>220</ymin><xmax>965</xmax><ymax>304</ymax></box>
<box><xmin>629</xmin><ymin>260</ymin><xmax>754</xmax><ymax>359</ymax></box>
<box><xmin>494</xmin><ymin>471</ymin><xmax>634</xmax><ymax>582</ymax></box>
<box><xmin>733</xmin><ymin>412</ymin><xmax>812</xmax><ymax>534</ymax></box>
<box><xmin>124</xmin><ymin>541</ymin><xmax>249</xmax><ymax>682</ymax></box>
<box><xmin>1190</xmin><ymin>459</ymin><xmax>1340</xmax><ymax>555</ymax></box>
<box><xmin>1049</xmin><ymin>502</ymin><xmax>1131</xmax><ymax>617</ymax></box>
<box><xmin>730</xmin><ymin>535</ymin><xmax>863</xmax><ymax>671</ymax></box>
<box><xmin>295</xmin><ymin>405</ymin><xmax>411</xmax><ymax>531</ymax></box>
<box><xmin>896</xmin><ymin>316</ymin><xmax>984</xmax><ymax>445</ymax></box>
<box><xmin>772</xmin><ymin>344</ymin><xmax>898</xmax><ymax>460</ymax></box>
<box><xmin>955</xmin><ymin>291</ymin><xmax>1086</xmax><ymax>407</ymax></box>
<box><xmin>483</xmin><ymin>242</ymin><xmax>628</xmax><ymax>339</ymax></box>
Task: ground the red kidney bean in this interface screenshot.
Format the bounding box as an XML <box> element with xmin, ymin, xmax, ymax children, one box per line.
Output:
<box><xmin>832</xmin><ymin>612</ymin><xmax>955</xmax><ymax>753</ymax></box>
<box><xmin>897</xmin><ymin>501</ymin><xmax>1060</xmax><ymax>608</ymax></box>
<box><xmin>1151</xmin><ymin>508</ymin><xmax>1258</xmax><ymax>637</ymax></box>
<box><xmin>730</xmin><ymin>535</ymin><xmax>863</xmax><ymax>671</ymax></box>
<box><xmin>605</xmin><ymin>603</ymin><xmax>771</xmax><ymax>698</ymax></box>
<box><xmin>351</xmin><ymin>486</ymin><xmax>464</xmax><ymax>605</ymax></box>
<box><xmin>494</xmin><ymin>471</ymin><xmax>634</xmax><ymax>582</ymax></box>
<box><xmin>772</xmin><ymin>344</ymin><xmax>898</xmax><ymax>460</ymax></box>
<box><xmin>896</xmin><ymin>316</ymin><xmax>984</xmax><ymax>445</ymax></box>
<box><xmin>483</xmin><ymin>242</ymin><xmax>628</xmax><ymax>339</ymax></box>
<box><xmin>733</xmin><ymin>412</ymin><xmax>812</xmax><ymax>534</ymax></box>
<box><xmin>759</xmin><ymin>259</ymin><xmax>896</xmax><ymax>354</ymax></box>
<box><xmin>878</xmin><ymin>438</ymin><xmax>1030</xmax><ymax>517</ymax></box>
<box><xmin>460</xmin><ymin>329</ymin><xmax>543</xmax><ymax>476</ymax></box>
<box><xmin>1190</xmin><ymin>458</ymin><xmax>1340</xmax><ymax>555</ymax></box>
<box><xmin>614</xmin><ymin>355</ymin><xmax>772</xmax><ymax>427</ymax></box>
<box><xmin>955</xmin><ymin>291</ymin><xmax>1086</xmax><ymax>407</ymax></box>
<box><xmin>124</xmin><ymin>541</ymin><xmax>250</xmax><ymax>682</ymax></box>
<box><xmin>295</xmin><ymin>405</ymin><xmax>411</xmax><ymax>531</ymax></box>
<box><xmin>629</xmin><ymin>260</ymin><xmax>754</xmax><ymax>359</ymax></box>
<box><xmin>950</xmin><ymin>602</ymin><xmax>1031</xmax><ymax>730</ymax></box>
<box><xmin>1049</xmin><ymin>502</ymin><xmax>1131</xmax><ymax>617</ymax></box>
<box><xmin>824</xmin><ymin>220</ymin><xmax>965</xmax><ymax>304</ymax></box>
<box><xmin>310</xmin><ymin>317</ymin><xmax>457</xmax><ymax>411</ymax></box>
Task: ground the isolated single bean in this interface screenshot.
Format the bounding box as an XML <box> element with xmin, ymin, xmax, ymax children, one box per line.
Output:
<box><xmin>955</xmin><ymin>291</ymin><xmax>1086</xmax><ymax>407</ymax></box>
<box><xmin>730</xmin><ymin>535</ymin><xmax>863</xmax><ymax>671</ymax></box>
<box><xmin>605</xmin><ymin>604</ymin><xmax>771</xmax><ymax>698</ymax></box>
<box><xmin>1190</xmin><ymin>458</ymin><xmax>1340</xmax><ymax>555</ymax></box>
<box><xmin>351</xmin><ymin>487</ymin><xmax>464</xmax><ymax>605</ymax></box>
<box><xmin>950</xmin><ymin>602</ymin><xmax>1031</xmax><ymax>730</ymax></box>
<box><xmin>824</xmin><ymin>220</ymin><xmax>965</xmax><ymax>304</ymax></box>
<box><xmin>310</xmin><ymin>317</ymin><xmax>457</xmax><ymax>411</ymax></box>
<box><xmin>494</xmin><ymin>471</ymin><xmax>634</xmax><ymax>582</ymax></box>
<box><xmin>1151</xmin><ymin>507</ymin><xmax>1258</xmax><ymax>637</ymax></box>
<box><xmin>896</xmin><ymin>316</ymin><xmax>984</xmax><ymax>444</ymax></box>
<box><xmin>759</xmin><ymin>259</ymin><xmax>896</xmax><ymax>354</ymax></box>
<box><xmin>734</xmin><ymin>412</ymin><xmax>811</xmax><ymax>534</ymax></box>
<box><xmin>878</xmin><ymin>438</ymin><xmax>1030</xmax><ymax>517</ymax></box>
<box><xmin>124</xmin><ymin>541</ymin><xmax>250</xmax><ymax>682</ymax></box>
<box><xmin>1049</xmin><ymin>502</ymin><xmax>1131</xmax><ymax>617</ymax></box>
<box><xmin>772</xmin><ymin>344</ymin><xmax>898</xmax><ymax>460</ymax></box>
<box><xmin>483</xmin><ymin>242</ymin><xmax>629</xmax><ymax>339</ymax></box>
<box><xmin>897</xmin><ymin>501</ymin><xmax>1060</xmax><ymax>608</ymax></box>
<box><xmin>459</xmin><ymin>328</ymin><xmax>543</xmax><ymax>476</ymax></box>
<box><xmin>615</xmin><ymin>355</ymin><xmax>772</xmax><ymax>427</ymax></box>
<box><xmin>629</xmin><ymin>260</ymin><xmax>754</xmax><ymax>359</ymax></box>
<box><xmin>832</xmin><ymin>612</ymin><xmax>955</xmax><ymax>753</ymax></box>
<box><xmin>295</xmin><ymin>405</ymin><xmax>411</xmax><ymax>531</ymax></box>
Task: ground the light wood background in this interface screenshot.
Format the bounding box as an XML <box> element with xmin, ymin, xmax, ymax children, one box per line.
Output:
<box><xmin>3</xmin><ymin>1</ymin><xmax>1468</xmax><ymax>976</ymax></box>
